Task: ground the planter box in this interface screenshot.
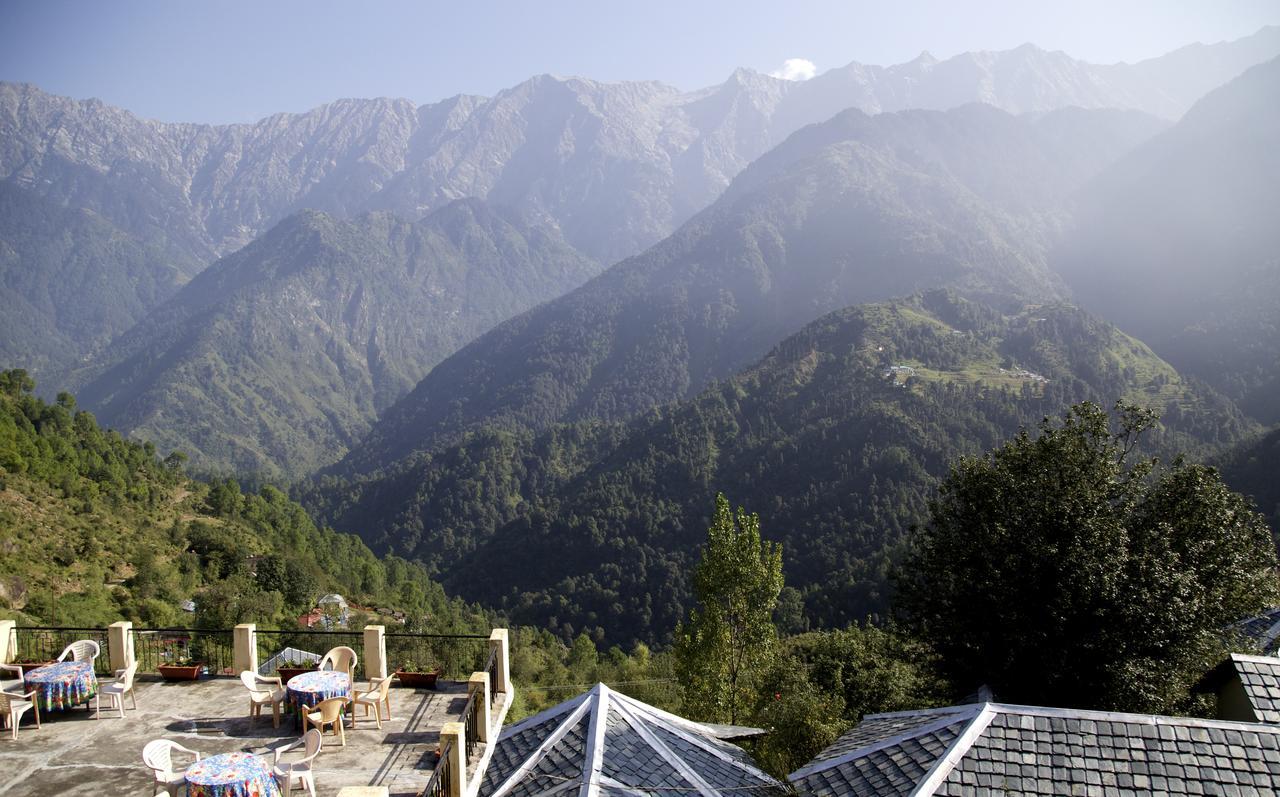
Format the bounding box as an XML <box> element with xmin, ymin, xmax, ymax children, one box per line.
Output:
<box><xmin>277</xmin><ymin>667</ymin><xmax>318</xmax><ymax>684</ymax></box>
<box><xmin>395</xmin><ymin>668</ymin><xmax>444</xmax><ymax>689</ymax></box>
<box><xmin>157</xmin><ymin>663</ymin><xmax>204</xmax><ymax>681</ymax></box>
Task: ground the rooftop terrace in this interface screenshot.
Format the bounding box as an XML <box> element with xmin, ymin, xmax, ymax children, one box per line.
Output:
<box><xmin>0</xmin><ymin>675</ymin><xmax>506</xmax><ymax>797</ymax></box>
<box><xmin>0</xmin><ymin>622</ymin><xmax>513</xmax><ymax>797</ymax></box>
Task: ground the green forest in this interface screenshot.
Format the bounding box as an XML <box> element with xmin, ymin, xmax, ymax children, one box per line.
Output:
<box><xmin>306</xmin><ymin>292</ymin><xmax>1258</xmax><ymax>645</ymax></box>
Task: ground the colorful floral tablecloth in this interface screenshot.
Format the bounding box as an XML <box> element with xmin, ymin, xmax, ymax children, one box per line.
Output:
<box><xmin>286</xmin><ymin>669</ymin><xmax>350</xmax><ymax>711</ymax></box>
<box><xmin>23</xmin><ymin>661</ymin><xmax>98</xmax><ymax>711</ymax></box>
<box><xmin>184</xmin><ymin>751</ymin><xmax>281</xmax><ymax>797</ymax></box>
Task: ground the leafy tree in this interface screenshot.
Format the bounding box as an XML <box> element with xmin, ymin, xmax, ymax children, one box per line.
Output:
<box><xmin>675</xmin><ymin>494</ymin><xmax>783</xmax><ymax>723</ymax></box>
<box><xmin>897</xmin><ymin>401</ymin><xmax>1279</xmax><ymax>713</ymax></box>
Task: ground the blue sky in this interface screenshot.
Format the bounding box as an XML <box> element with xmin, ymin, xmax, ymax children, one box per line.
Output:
<box><xmin>1</xmin><ymin>1</ymin><xmax>1276</xmax><ymax>123</ymax></box>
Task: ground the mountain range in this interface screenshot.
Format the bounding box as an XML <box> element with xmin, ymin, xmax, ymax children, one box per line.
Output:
<box><xmin>2</xmin><ymin>26</ymin><xmax>1276</xmax><ymax>380</ymax></box>
<box><xmin>333</xmin><ymin>102</ymin><xmax>1162</xmax><ymax>475</ymax></box>
<box><xmin>71</xmin><ymin>199</ymin><xmax>598</xmax><ymax>478</ymax></box>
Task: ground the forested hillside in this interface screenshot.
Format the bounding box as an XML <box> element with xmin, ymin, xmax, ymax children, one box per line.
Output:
<box><xmin>1218</xmin><ymin>426</ymin><xmax>1280</xmax><ymax>538</ymax></box>
<box><xmin>0</xmin><ymin>369</ymin><xmax>483</xmax><ymax>630</ymax></box>
<box><xmin>1057</xmin><ymin>56</ymin><xmax>1280</xmax><ymax>424</ymax></box>
<box><xmin>0</xmin><ymin>183</ymin><xmax>187</xmax><ymax>379</ymax></box>
<box><xmin>307</xmin><ymin>293</ymin><xmax>1252</xmax><ymax>644</ymax></box>
<box><xmin>71</xmin><ymin>200</ymin><xmax>598</xmax><ymax>479</ymax></box>
<box><xmin>337</xmin><ymin>104</ymin><xmax>1162</xmax><ymax>476</ymax></box>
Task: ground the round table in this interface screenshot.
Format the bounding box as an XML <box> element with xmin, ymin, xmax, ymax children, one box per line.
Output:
<box><xmin>23</xmin><ymin>661</ymin><xmax>98</xmax><ymax>711</ymax></box>
<box><xmin>184</xmin><ymin>751</ymin><xmax>281</xmax><ymax>797</ymax></box>
<box><xmin>286</xmin><ymin>669</ymin><xmax>350</xmax><ymax>712</ymax></box>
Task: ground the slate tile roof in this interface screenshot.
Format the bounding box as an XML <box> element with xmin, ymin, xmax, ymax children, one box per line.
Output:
<box><xmin>1232</xmin><ymin>607</ymin><xmax>1280</xmax><ymax>655</ymax></box>
<box><xmin>478</xmin><ymin>683</ymin><xmax>787</xmax><ymax>796</ymax></box>
<box><xmin>809</xmin><ymin>703</ymin><xmax>976</xmax><ymax>765</ymax></box>
<box><xmin>791</xmin><ymin>702</ymin><xmax>1280</xmax><ymax>796</ymax></box>
<box><xmin>1221</xmin><ymin>653</ymin><xmax>1280</xmax><ymax>724</ymax></box>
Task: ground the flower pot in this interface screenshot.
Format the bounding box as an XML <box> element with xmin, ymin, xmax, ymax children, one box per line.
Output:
<box><xmin>157</xmin><ymin>663</ymin><xmax>204</xmax><ymax>681</ymax></box>
<box><xmin>277</xmin><ymin>666</ymin><xmax>317</xmax><ymax>684</ymax></box>
<box><xmin>395</xmin><ymin>668</ymin><xmax>444</xmax><ymax>689</ymax></box>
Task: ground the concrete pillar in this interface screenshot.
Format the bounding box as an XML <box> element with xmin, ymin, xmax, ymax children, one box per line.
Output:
<box><xmin>469</xmin><ymin>671</ymin><xmax>491</xmax><ymax>742</ymax></box>
<box><xmin>488</xmin><ymin>628</ymin><xmax>509</xmax><ymax>693</ymax></box>
<box><xmin>0</xmin><ymin>620</ymin><xmax>14</xmax><ymax>664</ymax></box>
<box><xmin>363</xmin><ymin>624</ymin><xmax>387</xmax><ymax>680</ymax></box>
<box><xmin>233</xmin><ymin>623</ymin><xmax>257</xmax><ymax>674</ymax></box>
<box><xmin>439</xmin><ymin>721</ymin><xmax>467</xmax><ymax>797</ymax></box>
<box><xmin>107</xmin><ymin>620</ymin><xmax>133</xmax><ymax>671</ymax></box>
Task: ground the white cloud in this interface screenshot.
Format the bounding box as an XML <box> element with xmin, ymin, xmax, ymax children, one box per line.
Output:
<box><xmin>768</xmin><ymin>58</ymin><xmax>817</xmax><ymax>81</ymax></box>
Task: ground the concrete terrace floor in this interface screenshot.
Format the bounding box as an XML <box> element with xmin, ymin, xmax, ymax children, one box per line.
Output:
<box><xmin>0</xmin><ymin>676</ymin><xmax>485</xmax><ymax>797</ymax></box>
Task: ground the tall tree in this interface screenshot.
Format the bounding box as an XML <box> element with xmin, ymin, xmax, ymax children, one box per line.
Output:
<box><xmin>675</xmin><ymin>494</ymin><xmax>784</xmax><ymax>723</ymax></box>
<box><xmin>896</xmin><ymin>401</ymin><xmax>1279</xmax><ymax>713</ymax></box>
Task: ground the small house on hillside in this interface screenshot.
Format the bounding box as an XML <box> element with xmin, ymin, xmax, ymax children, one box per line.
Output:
<box><xmin>477</xmin><ymin>683</ymin><xmax>786</xmax><ymax>796</ymax></box>
<box><xmin>313</xmin><ymin>593</ymin><xmax>350</xmax><ymax>627</ymax></box>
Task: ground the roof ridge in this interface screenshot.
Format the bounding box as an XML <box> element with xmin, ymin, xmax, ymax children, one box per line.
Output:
<box><xmin>984</xmin><ymin>700</ymin><xmax>1280</xmax><ymax>732</ymax></box>
<box><xmin>861</xmin><ymin>703</ymin><xmax>982</xmax><ymax>721</ymax></box>
<box><xmin>611</xmin><ymin>698</ymin><xmax>720</xmax><ymax>797</ymax></box>
<box><xmin>579</xmin><ymin>683</ymin><xmax>609</xmax><ymax>797</ymax></box>
<box><xmin>910</xmin><ymin>703</ymin><xmax>998</xmax><ymax>796</ymax></box>
<box><xmin>491</xmin><ymin>695</ymin><xmax>595</xmax><ymax>797</ymax></box>
<box><xmin>788</xmin><ymin>705</ymin><xmax>983</xmax><ymax>781</ymax></box>
<box><xmin>610</xmin><ymin>688</ymin><xmax>737</xmax><ymax>742</ymax></box>
<box><xmin>1230</xmin><ymin>652</ymin><xmax>1280</xmax><ymax>667</ymax></box>
<box><xmin>499</xmin><ymin>687</ymin><xmax>593</xmax><ymax>737</ymax></box>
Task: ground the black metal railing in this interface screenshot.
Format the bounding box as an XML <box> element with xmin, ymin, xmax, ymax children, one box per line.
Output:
<box><xmin>11</xmin><ymin>627</ymin><xmax>112</xmax><ymax>675</ymax></box>
<box><xmin>130</xmin><ymin>628</ymin><xmax>235</xmax><ymax>676</ymax></box>
<box><xmin>253</xmin><ymin>629</ymin><xmax>364</xmax><ymax>679</ymax></box>
<box><xmin>463</xmin><ymin>689</ymin><xmax>480</xmax><ymax>761</ymax></box>
<box><xmin>384</xmin><ymin>632</ymin><xmax>489</xmax><ymax>681</ymax></box>
<box><xmin>485</xmin><ymin>644</ymin><xmax>500</xmax><ymax>705</ymax></box>
<box><xmin>423</xmin><ymin>740</ymin><xmax>452</xmax><ymax>797</ymax></box>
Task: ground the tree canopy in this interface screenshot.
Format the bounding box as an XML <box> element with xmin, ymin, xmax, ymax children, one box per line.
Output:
<box><xmin>676</xmin><ymin>494</ymin><xmax>783</xmax><ymax>724</ymax></box>
<box><xmin>896</xmin><ymin>401</ymin><xmax>1279</xmax><ymax>713</ymax></box>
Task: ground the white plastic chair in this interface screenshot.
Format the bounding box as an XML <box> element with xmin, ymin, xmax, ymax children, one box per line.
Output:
<box><xmin>95</xmin><ymin>660</ymin><xmax>139</xmax><ymax>719</ymax></box>
<box><xmin>141</xmin><ymin>739</ymin><xmax>201</xmax><ymax>796</ymax></box>
<box><xmin>303</xmin><ymin>697</ymin><xmax>347</xmax><ymax>747</ymax></box>
<box><xmin>57</xmin><ymin>639</ymin><xmax>100</xmax><ymax>664</ymax></box>
<box><xmin>351</xmin><ymin>675</ymin><xmax>393</xmax><ymax>729</ymax></box>
<box><xmin>272</xmin><ymin>728</ymin><xmax>322</xmax><ymax>797</ymax></box>
<box><xmin>0</xmin><ymin>688</ymin><xmax>41</xmax><ymax>740</ymax></box>
<box><xmin>240</xmin><ymin>671</ymin><xmax>286</xmax><ymax>727</ymax></box>
<box><xmin>0</xmin><ymin>663</ymin><xmax>22</xmax><ymax>695</ymax></box>
<box><xmin>318</xmin><ymin>646</ymin><xmax>357</xmax><ymax>678</ymax></box>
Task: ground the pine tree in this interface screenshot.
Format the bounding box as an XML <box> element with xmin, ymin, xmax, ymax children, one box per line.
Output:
<box><xmin>675</xmin><ymin>493</ymin><xmax>784</xmax><ymax>723</ymax></box>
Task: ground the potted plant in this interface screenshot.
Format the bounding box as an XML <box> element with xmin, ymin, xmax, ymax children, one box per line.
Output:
<box><xmin>276</xmin><ymin>661</ymin><xmax>319</xmax><ymax>684</ymax></box>
<box><xmin>394</xmin><ymin>657</ymin><xmax>444</xmax><ymax>689</ymax></box>
<box><xmin>157</xmin><ymin>655</ymin><xmax>204</xmax><ymax>681</ymax></box>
